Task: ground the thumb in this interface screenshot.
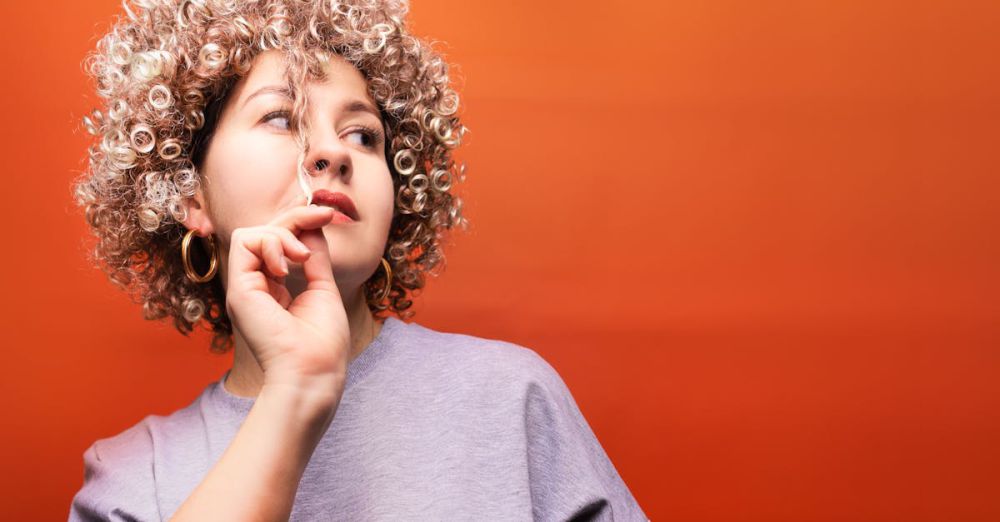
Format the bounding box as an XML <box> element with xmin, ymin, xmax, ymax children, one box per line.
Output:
<box><xmin>297</xmin><ymin>227</ymin><xmax>339</xmax><ymax>296</ymax></box>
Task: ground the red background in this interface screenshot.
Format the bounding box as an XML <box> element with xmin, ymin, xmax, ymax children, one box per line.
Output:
<box><xmin>1</xmin><ymin>1</ymin><xmax>998</xmax><ymax>520</ymax></box>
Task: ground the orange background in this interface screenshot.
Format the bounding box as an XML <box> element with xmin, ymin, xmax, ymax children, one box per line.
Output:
<box><xmin>1</xmin><ymin>1</ymin><xmax>997</xmax><ymax>520</ymax></box>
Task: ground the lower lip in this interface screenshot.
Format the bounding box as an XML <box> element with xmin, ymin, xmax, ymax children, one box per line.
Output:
<box><xmin>328</xmin><ymin>210</ymin><xmax>356</xmax><ymax>224</ymax></box>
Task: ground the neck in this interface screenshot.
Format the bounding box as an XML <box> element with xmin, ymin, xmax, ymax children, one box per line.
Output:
<box><xmin>224</xmin><ymin>287</ymin><xmax>383</xmax><ymax>398</ymax></box>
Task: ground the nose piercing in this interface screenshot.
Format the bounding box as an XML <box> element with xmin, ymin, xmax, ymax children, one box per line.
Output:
<box><xmin>314</xmin><ymin>159</ymin><xmax>329</xmax><ymax>171</ymax></box>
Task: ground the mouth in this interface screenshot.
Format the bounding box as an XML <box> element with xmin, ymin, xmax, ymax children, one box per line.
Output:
<box><xmin>310</xmin><ymin>189</ymin><xmax>359</xmax><ymax>222</ymax></box>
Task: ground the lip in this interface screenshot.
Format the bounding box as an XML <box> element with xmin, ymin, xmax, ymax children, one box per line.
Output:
<box><xmin>310</xmin><ymin>189</ymin><xmax>359</xmax><ymax>222</ymax></box>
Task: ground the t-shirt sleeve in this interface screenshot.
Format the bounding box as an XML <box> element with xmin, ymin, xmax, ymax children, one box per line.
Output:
<box><xmin>522</xmin><ymin>350</ymin><xmax>649</xmax><ymax>521</ymax></box>
<box><xmin>68</xmin><ymin>425</ymin><xmax>160</xmax><ymax>522</ymax></box>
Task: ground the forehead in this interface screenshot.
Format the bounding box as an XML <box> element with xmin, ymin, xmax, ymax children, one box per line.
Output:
<box><xmin>233</xmin><ymin>49</ymin><xmax>372</xmax><ymax>105</ymax></box>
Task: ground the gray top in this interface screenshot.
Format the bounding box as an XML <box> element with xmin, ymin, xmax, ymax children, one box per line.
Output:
<box><xmin>68</xmin><ymin>316</ymin><xmax>648</xmax><ymax>521</ymax></box>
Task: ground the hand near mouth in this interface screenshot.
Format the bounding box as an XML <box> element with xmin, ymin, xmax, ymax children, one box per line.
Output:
<box><xmin>224</xmin><ymin>204</ymin><xmax>351</xmax><ymax>403</ymax></box>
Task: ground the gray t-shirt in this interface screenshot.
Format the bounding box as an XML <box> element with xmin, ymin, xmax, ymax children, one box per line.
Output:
<box><xmin>69</xmin><ymin>316</ymin><xmax>648</xmax><ymax>521</ymax></box>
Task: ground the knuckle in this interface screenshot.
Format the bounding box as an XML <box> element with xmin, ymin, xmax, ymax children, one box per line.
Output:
<box><xmin>270</xmin><ymin>225</ymin><xmax>297</xmax><ymax>243</ymax></box>
<box><xmin>266</xmin><ymin>224</ymin><xmax>288</xmax><ymax>236</ymax></box>
<box><xmin>232</xmin><ymin>226</ymin><xmax>267</xmax><ymax>248</ymax></box>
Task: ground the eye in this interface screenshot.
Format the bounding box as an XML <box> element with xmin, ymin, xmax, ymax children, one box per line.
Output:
<box><xmin>345</xmin><ymin>125</ymin><xmax>384</xmax><ymax>150</ymax></box>
<box><xmin>261</xmin><ymin>110</ymin><xmax>291</xmax><ymax>130</ymax></box>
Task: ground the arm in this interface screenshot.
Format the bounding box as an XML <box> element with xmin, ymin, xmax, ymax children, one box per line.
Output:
<box><xmin>168</xmin><ymin>383</ymin><xmax>341</xmax><ymax>522</ymax></box>
<box><xmin>169</xmin><ymin>205</ymin><xmax>349</xmax><ymax>520</ymax></box>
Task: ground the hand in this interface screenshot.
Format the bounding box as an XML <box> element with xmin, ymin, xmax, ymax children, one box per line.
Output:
<box><xmin>224</xmin><ymin>204</ymin><xmax>349</xmax><ymax>401</ymax></box>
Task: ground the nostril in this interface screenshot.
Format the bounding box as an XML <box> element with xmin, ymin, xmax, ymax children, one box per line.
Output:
<box><xmin>314</xmin><ymin>159</ymin><xmax>329</xmax><ymax>171</ymax></box>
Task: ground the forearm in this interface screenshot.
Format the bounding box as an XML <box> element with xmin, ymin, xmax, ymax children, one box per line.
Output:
<box><xmin>169</xmin><ymin>385</ymin><xmax>340</xmax><ymax>521</ymax></box>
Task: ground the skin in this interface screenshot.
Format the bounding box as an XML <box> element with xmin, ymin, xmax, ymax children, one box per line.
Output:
<box><xmin>181</xmin><ymin>49</ymin><xmax>394</xmax><ymax>398</ymax></box>
<box><xmin>170</xmin><ymin>50</ymin><xmax>394</xmax><ymax>519</ymax></box>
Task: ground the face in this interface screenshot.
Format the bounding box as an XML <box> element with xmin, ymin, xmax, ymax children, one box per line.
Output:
<box><xmin>184</xmin><ymin>49</ymin><xmax>394</xmax><ymax>299</ymax></box>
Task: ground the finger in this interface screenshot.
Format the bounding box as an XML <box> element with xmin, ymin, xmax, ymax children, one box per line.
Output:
<box><xmin>297</xmin><ymin>226</ymin><xmax>340</xmax><ymax>294</ymax></box>
<box><xmin>267</xmin><ymin>205</ymin><xmax>336</xmax><ymax>236</ymax></box>
<box><xmin>267</xmin><ymin>276</ymin><xmax>293</xmax><ymax>309</ymax></box>
<box><xmin>230</xmin><ymin>227</ymin><xmax>312</xmax><ymax>276</ymax></box>
<box><xmin>260</xmin><ymin>225</ymin><xmax>311</xmax><ymax>262</ymax></box>
<box><xmin>229</xmin><ymin>228</ymin><xmax>262</xmax><ymax>277</ymax></box>
<box><xmin>287</xmin><ymin>225</ymin><xmax>345</xmax><ymax>328</ymax></box>
<box><xmin>260</xmin><ymin>233</ymin><xmax>288</xmax><ymax>277</ymax></box>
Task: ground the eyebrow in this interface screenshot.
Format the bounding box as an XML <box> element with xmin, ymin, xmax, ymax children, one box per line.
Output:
<box><xmin>240</xmin><ymin>85</ymin><xmax>381</xmax><ymax>120</ymax></box>
<box><xmin>240</xmin><ymin>85</ymin><xmax>292</xmax><ymax>109</ymax></box>
<box><xmin>341</xmin><ymin>100</ymin><xmax>382</xmax><ymax>120</ymax></box>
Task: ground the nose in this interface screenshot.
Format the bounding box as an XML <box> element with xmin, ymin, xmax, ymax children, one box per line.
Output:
<box><xmin>302</xmin><ymin>126</ymin><xmax>352</xmax><ymax>181</ymax></box>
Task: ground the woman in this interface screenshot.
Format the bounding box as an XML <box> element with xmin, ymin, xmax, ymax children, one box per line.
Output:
<box><xmin>69</xmin><ymin>1</ymin><xmax>648</xmax><ymax>520</ymax></box>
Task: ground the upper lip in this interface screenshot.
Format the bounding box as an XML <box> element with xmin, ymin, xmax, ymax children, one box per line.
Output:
<box><xmin>311</xmin><ymin>189</ymin><xmax>359</xmax><ymax>221</ymax></box>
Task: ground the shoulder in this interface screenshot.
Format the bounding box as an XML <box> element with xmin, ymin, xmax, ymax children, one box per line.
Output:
<box><xmin>83</xmin><ymin>416</ymin><xmax>155</xmax><ymax>473</ymax></box>
<box><xmin>398</xmin><ymin>321</ymin><xmax>649</xmax><ymax>520</ymax></box>
<box><xmin>69</xmin><ymin>416</ymin><xmax>161</xmax><ymax>521</ymax></box>
<box><xmin>81</xmin><ymin>388</ymin><xmax>209</xmax><ymax>463</ymax></box>
<box><xmin>395</xmin><ymin>319</ymin><xmax>565</xmax><ymax>390</ymax></box>
<box><xmin>68</xmin><ymin>391</ymin><xmax>211</xmax><ymax>521</ymax></box>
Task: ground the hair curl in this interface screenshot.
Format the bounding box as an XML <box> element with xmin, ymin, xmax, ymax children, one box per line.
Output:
<box><xmin>74</xmin><ymin>0</ymin><xmax>470</xmax><ymax>354</ymax></box>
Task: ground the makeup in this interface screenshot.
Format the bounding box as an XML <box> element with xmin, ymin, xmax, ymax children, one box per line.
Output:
<box><xmin>310</xmin><ymin>189</ymin><xmax>358</xmax><ymax>223</ymax></box>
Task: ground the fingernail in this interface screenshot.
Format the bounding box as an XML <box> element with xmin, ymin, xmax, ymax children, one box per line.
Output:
<box><xmin>280</xmin><ymin>257</ymin><xmax>289</xmax><ymax>273</ymax></box>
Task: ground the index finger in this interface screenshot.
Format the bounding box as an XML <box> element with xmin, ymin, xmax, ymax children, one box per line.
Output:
<box><xmin>267</xmin><ymin>204</ymin><xmax>336</xmax><ymax>236</ymax></box>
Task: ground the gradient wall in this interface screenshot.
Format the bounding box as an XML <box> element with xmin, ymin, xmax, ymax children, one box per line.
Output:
<box><xmin>0</xmin><ymin>1</ymin><xmax>997</xmax><ymax>520</ymax></box>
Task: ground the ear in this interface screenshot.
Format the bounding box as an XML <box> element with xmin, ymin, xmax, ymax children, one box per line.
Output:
<box><xmin>179</xmin><ymin>187</ymin><xmax>215</xmax><ymax>237</ymax></box>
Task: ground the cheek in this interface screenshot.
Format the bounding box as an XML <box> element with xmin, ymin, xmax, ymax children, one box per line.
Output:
<box><xmin>355</xmin><ymin>154</ymin><xmax>394</xmax><ymax>213</ymax></box>
<box><xmin>203</xmin><ymin>133</ymin><xmax>296</xmax><ymax>222</ymax></box>
<box><xmin>374</xmin><ymin>167</ymin><xmax>396</xmax><ymax>222</ymax></box>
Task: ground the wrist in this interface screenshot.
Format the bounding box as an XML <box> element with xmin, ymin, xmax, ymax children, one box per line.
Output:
<box><xmin>262</xmin><ymin>362</ymin><xmax>346</xmax><ymax>398</ymax></box>
<box><xmin>259</xmin><ymin>377</ymin><xmax>344</xmax><ymax>427</ymax></box>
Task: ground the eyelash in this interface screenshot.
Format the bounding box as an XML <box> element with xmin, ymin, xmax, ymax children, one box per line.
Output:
<box><xmin>260</xmin><ymin>110</ymin><xmax>384</xmax><ymax>150</ymax></box>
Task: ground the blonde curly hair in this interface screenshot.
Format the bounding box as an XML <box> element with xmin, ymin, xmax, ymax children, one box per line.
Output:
<box><xmin>74</xmin><ymin>0</ymin><xmax>469</xmax><ymax>353</ymax></box>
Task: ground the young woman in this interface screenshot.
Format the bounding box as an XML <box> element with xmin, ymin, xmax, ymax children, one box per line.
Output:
<box><xmin>69</xmin><ymin>1</ymin><xmax>647</xmax><ymax>520</ymax></box>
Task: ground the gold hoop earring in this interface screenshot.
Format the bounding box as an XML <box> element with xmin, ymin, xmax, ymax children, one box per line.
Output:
<box><xmin>375</xmin><ymin>257</ymin><xmax>392</xmax><ymax>302</ymax></box>
<box><xmin>182</xmin><ymin>228</ymin><xmax>219</xmax><ymax>283</ymax></box>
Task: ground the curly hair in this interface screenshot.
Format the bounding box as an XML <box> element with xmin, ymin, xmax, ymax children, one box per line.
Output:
<box><xmin>73</xmin><ymin>0</ymin><xmax>470</xmax><ymax>354</ymax></box>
